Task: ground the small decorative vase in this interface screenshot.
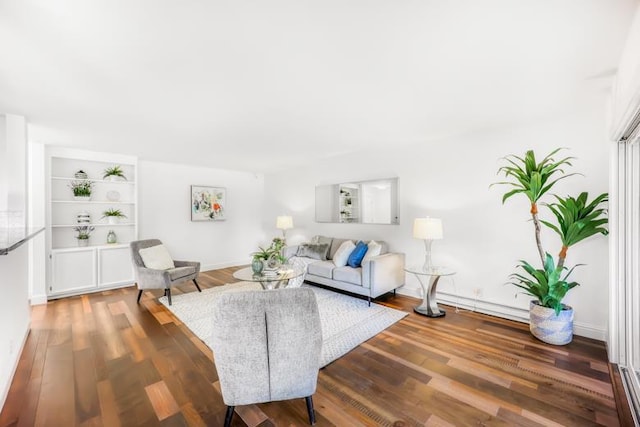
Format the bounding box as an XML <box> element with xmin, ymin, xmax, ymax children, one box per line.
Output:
<box><xmin>77</xmin><ymin>238</ymin><xmax>89</xmax><ymax>247</ymax></box>
<box><xmin>529</xmin><ymin>301</ymin><xmax>574</xmax><ymax>345</ymax></box>
<box><xmin>106</xmin><ymin>230</ymin><xmax>117</xmax><ymax>244</ymax></box>
<box><xmin>108</xmin><ymin>216</ymin><xmax>118</xmax><ymax>225</ymax></box>
<box><xmin>251</xmin><ymin>258</ymin><xmax>264</xmax><ymax>274</ymax></box>
<box><xmin>106</xmin><ymin>190</ymin><xmax>120</xmax><ymax>202</ymax></box>
<box><xmin>75</xmin><ymin>171</ymin><xmax>88</xmax><ymax>179</ymax></box>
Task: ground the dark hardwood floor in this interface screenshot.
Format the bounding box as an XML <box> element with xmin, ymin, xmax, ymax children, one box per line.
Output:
<box><xmin>0</xmin><ymin>267</ymin><xmax>627</xmax><ymax>426</ymax></box>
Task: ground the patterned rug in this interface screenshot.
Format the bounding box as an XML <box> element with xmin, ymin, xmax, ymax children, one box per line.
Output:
<box><xmin>159</xmin><ymin>282</ymin><xmax>408</xmax><ymax>367</ymax></box>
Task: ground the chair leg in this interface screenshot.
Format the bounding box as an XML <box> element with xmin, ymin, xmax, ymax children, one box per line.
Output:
<box><xmin>136</xmin><ymin>289</ymin><xmax>143</xmax><ymax>304</ymax></box>
<box><xmin>224</xmin><ymin>406</ymin><xmax>234</xmax><ymax>427</ymax></box>
<box><xmin>193</xmin><ymin>278</ymin><xmax>202</xmax><ymax>292</ymax></box>
<box><xmin>167</xmin><ymin>288</ymin><xmax>172</xmax><ymax>306</ymax></box>
<box><xmin>305</xmin><ymin>396</ymin><xmax>316</xmax><ymax>425</ymax></box>
<box><xmin>368</xmin><ymin>296</ymin><xmax>371</xmax><ymax>307</ymax></box>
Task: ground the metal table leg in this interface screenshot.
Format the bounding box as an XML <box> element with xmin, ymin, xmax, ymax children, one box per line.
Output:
<box><xmin>413</xmin><ymin>274</ymin><xmax>445</xmax><ymax>317</ymax></box>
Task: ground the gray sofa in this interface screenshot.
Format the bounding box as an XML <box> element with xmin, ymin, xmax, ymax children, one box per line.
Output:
<box><xmin>284</xmin><ymin>236</ymin><xmax>405</xmax><ymax>304</ymax></box>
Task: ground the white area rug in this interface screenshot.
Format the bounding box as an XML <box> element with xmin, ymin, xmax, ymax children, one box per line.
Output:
<box><xmin>159</xmin><ymin>282</ymin><xmax>408</xmax><ymax>367</ymax></box>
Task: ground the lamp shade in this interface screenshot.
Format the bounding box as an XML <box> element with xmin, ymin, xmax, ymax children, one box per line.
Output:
<box><xmin>413</xmin><ymin>217</ymin><xmax>443</xmax><ymax>240</ymax></box>
<box><xmin>276</xmin><ymin>215</ymin><xmax>293</xmax><ymax>230</ymax></box>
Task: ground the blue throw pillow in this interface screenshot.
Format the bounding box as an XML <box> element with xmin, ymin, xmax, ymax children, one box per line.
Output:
<box><xmin>347</xmin><ymin>241</ymin><xmax>369</xmax><ymax>268</ymax></box>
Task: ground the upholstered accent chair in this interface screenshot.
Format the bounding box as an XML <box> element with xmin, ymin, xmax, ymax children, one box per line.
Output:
<box><xmin>129</xmin><ymin>239</ymin><xmax>201</xmax><ymax>305</ymax></box>
<box><xmin>210</xmin><ymin>288</ymin><xmax>322</xmax><ymax>426</ymax></box>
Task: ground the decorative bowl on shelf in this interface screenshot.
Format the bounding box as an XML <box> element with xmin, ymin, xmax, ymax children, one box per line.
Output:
<box><xmin>73</xmin><ymin>195</ymin><xmax>92</xmax><ymax>202</ymax></box>
<box><xmin>74</xmin><ymin>170</ymin><xmax>88</xmax><ymax>179</ymax></box>
<box><xmin>106</xmin><ymin>191</ymin><xmax>121</xmax><ymax>202</ymax></box>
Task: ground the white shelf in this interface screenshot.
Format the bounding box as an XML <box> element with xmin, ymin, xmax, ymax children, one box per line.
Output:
<box><xmin>47</xmin><ymin>147</ymin><xmax>138</xmax><ymax>298</ymax></box>
<box><xmin>52</xmin><ymin>243</ymin><xmax>129</xmax><ymax>252</ymax></box>
<box><xmin>52</xmin><ymin>200</ymin><xmax>135</xmax><ymax>204</ymax></box>
<box><xmin>52</xmin><ymin>223</ymin><xmax>136</xmax><ymax>228</ymax></box>
<box><xmin>52</xmin><ymin>176</ymin><xmax>135</xmax><ymax>184</ymax></box>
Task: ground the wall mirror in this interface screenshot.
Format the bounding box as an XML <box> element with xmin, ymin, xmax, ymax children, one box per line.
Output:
<box><xmin>315</xmin><ymin>178</ymin><xmax>399</xmax><ymax>224</ymax></box>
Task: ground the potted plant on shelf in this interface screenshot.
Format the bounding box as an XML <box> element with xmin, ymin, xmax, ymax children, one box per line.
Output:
<box><xmin>74</xmin><ymin>225</ymin><xmax>95</xmax><ymax>247</ymax></box>
<box><xmin>101</xmin><ymin>208</ymin><xmax>127</xmax><ymax>225</ymax></box>
<box><xmin>494</xmin><ymin>149</ymin><xmax>608</xmax><ymax>345</ymax></box>
<box><xmin>103</xmin><ymin>165</ymin><xmax>127</xmax><ymax>181</ymax></box>
<box><xmin>69</xmin><ymin>180</ymin><xmax>93</xmax><ymax>201</ymax></box>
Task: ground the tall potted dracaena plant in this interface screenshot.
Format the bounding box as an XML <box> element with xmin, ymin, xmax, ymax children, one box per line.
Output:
<box><xmin>494</xmin><ymin>149</ymin><xmax>608</xmax><ymax>345</ymax></box>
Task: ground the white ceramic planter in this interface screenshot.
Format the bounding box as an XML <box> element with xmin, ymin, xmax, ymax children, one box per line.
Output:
<box><xmin>108</xmin><ymin>216</ymin><xmax>119</xmax><ymax>225</ymax></box>
<box><xmin>529</xmin><ymin>300</ymin><xmax>574</xmax><ymax>345</ymax></box>
<box><xmin>73</xmin><ymin>195</ymin><xmax>92</xmax><ymax>202</ymax></box>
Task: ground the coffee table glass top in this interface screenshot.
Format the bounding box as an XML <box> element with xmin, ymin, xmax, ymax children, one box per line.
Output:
<box><xmin>404</xmin><ymin>266</ymin><xmax>456</xmax><ymax>276</ymax></box>
<box><xmin>233</xmin><ymin>266</ymin><xmax>304</xmax><ymax>283</ymax></box>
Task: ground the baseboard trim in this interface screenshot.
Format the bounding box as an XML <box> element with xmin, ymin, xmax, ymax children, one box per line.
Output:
<box><xmin>202</xmin><ymin>260</ymin><xmax>247</xmax><ymax>272</ymax></box>
<box><xmin>29</xmin><ymin>294</ymin><xmax>48</xmax><ymax>306</ymax></box>
<box><xmin>396</xmin><ymin>286</ymin><xmax>606</xmax><ymax>341</ymax></box>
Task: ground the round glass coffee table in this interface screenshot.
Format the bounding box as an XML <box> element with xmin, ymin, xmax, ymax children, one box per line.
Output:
<box><xmin>233</xmin><ymin>266</ymin><xmax>304</xmax><ymax>290</ymax></box>
<box><xmin>404</xmin><ymin>266</ymin><xmax>456</xmax><ymax>318</ymax></box>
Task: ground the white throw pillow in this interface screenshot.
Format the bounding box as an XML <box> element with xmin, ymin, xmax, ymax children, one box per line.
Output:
<box><xmin>139</xmin><ymin>244</ymin><xmax>175</xmax><ymax>270</ymax></box>
<box><xmin>333</xmin><ymin>240</ymin><xmax>356</xmax><ymax>267</ymax></box>
<box><xmin>362</xmin><ymin>240</ymin><xmax>383</xmax><ymax>263</ymax></box>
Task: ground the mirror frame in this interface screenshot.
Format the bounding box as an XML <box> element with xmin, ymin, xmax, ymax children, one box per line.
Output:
<box><xmin>315</xmin><ymin>177</ymin><xmax>399</xmax><ymax>225</ymax></box>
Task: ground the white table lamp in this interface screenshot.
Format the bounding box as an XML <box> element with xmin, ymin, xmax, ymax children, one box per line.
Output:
<box><xmin>276</xmin><ymin>215</ymin><xmax>293</xmax><ymax>240</ymax></box>
<box><xmin>413</xmin><ymin>217</ymin><xmax>443</xmax><ymax>271</ymax></box>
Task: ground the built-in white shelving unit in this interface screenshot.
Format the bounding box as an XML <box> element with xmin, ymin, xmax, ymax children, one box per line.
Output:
<box><xmin>46</xmin><ymin>147</ymin><xmax>138</xmax><ymax>298</ymax></box>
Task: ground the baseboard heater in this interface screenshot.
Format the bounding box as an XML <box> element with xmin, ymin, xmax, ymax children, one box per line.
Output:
<box><xmin>619</xmin><ymin>366</ymin><xmax>640</xmax><ymax>426</ymax></box>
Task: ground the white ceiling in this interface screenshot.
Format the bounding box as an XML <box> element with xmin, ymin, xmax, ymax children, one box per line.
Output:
<box><xmin>0</xmin><ymin>0</ymin><xmax>637</xmax><ymax>172</ymax></box>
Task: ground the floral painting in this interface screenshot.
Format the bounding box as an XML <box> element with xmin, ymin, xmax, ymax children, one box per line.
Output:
<box><xmin>191</xmin><ymin>186</ymin><xmax>226</xmax><ymax>221</ymax></box>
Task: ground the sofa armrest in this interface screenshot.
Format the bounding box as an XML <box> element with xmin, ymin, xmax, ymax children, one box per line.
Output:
<box><xmin>362</xmin><ymin>253</ymin><xmax>405</xmax><ymax>295</ymax></box>
<box><xmin>174</xmin><ymin>260</ymin><xmax>201</xmax><ymax>273</ymax></box>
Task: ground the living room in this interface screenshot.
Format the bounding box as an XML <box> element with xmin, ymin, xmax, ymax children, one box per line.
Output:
<box><xmin>1</xmin><ymin>1</ymin><xmax>640</xmax><ymax>425</ymax></box>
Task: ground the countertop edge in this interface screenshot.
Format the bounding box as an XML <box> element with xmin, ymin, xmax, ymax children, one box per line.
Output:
<box><xmin>0</xmin><ymin>227</ymin><xmax>45</xmax><ymax>255</ymax></box>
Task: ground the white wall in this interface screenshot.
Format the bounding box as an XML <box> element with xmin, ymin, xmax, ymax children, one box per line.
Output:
<box><xmin>0</xmin><ymin>243</ymin><xmax>31</xmax><ymax>409</ymax></box>
<box><xmin>138</xmin><ymin>160</ymin><xmax>265</xmax><ymax>271</ymax></box>
<box><xmin>263</xmin><ymin>104</ymin><xmax>610</xmax><ymax>340</ymax></box>
<box><xmin>0</xmin><ymin>114</ymin><xmax>30</xmax><ymax>410</ymax></box>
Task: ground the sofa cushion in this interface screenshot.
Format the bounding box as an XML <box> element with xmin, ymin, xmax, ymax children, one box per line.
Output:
<box><xmin>333</xmin><ymin>240</ymin><xmax>356</xmax><ymax>267</ymax></box>
<box><xmin>330</xmin><ymin>238</ymin><xmax>351</xmax><ymax>260</ymax></box>
<box><xmin>311</xmin><ymin>235</ymin><xmax>333</xmax><ymax>252</ymax></box>
<box><xmin>333</xmin><ymin>266</ymin><xmax>362</xmax><ymax>286</ymax></box>
<box><xmin>362</xmin><ymin>240</ymin><xmax>383</xmax><ymax>263</ymax></box>
<box><xmin>139</xmin><ymin>244</ymin><xmax>175</xmax><ymax>270</ymax></box>
<box><xmin>347</xmin><ymin>241</ymin><xmax>369</xmax><ymax>268</ymax></box>
<box><xmin>307</xmin><ymin>261</ymin><xmax>335</xmax><ymax>279</ymax></box>
<box><xmin>168</xmin><ymin>266</ymin><xmax>197</xmax><ymax>281</ymax></box>
<box><xmin>296</xmin><ymin>243</ymin><xmax>330</xmax><ymax>260</ymax></box>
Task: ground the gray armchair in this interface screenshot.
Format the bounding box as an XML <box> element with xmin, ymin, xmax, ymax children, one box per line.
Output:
<box><xmin>130</xmin><ymin>239</ymin><xmax>201</xmax><ymax>305</ymax></box>
<box><xmin>210</xmin><ymin>288</ymin><xmax>322</xmax><ymax>426</ymax></box>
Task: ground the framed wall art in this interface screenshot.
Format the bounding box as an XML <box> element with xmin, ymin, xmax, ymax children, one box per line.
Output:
<box><xmin>191</xmin><ymin>185</ymin><xmax>226</xmax><ymax>221</ymax></box>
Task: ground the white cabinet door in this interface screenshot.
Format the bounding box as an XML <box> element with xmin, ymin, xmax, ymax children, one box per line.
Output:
<box><xmin>98</xmin><ymin>246</ymin><xmax>134</xmax><ymax>287</ymax></box>
<box><xmin>51</xmin><ymin>248</ymin><xmax>96</xmax><ymax>294</ymax></box>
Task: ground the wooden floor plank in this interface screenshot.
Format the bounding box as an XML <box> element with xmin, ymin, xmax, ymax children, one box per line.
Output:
<box><xmin>0</xmin><ymin>266</ymin><xmax>627</xmax><ymax>426</ymax></box>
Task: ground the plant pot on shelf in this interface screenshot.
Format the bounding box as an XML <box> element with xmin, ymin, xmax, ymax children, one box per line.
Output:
<box><xmin>107</xmin><ymin>216</ymin><xmax>119</xmax><ymax>225</ymax></box>
<box><xmin>77</xmin><ymin>238</ymin><xmax>90</xmax><ymax>247</ymax></box>
<box><xmin>73</xmin><ymin>195</ymin><xmax>92</xmax><ymax>202</ymax></box>
<box><xmin>529</xmin><ymin>301</ymin><xmax>574</xmax><ymax>345</ymax></box>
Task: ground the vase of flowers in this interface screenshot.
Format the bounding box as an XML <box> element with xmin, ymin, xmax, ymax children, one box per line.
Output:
<box><xmin>69</xmin><ymin>180</ymin><xmax>93</xmax><ymax>201</ymax></box>
<box><xmin>74</xmin><ymin>225</ymin><xmax>95</xmax><ymax>247</ymax></box>
<box><xmin>103</xmin><ymin>165</ymin><xmax>127</xmax><ymax>182</ymax></box>
<box><xmin>102</xmin><ymin>208</ymin><xmax>127</xmax><ymax>225</ymax></box>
